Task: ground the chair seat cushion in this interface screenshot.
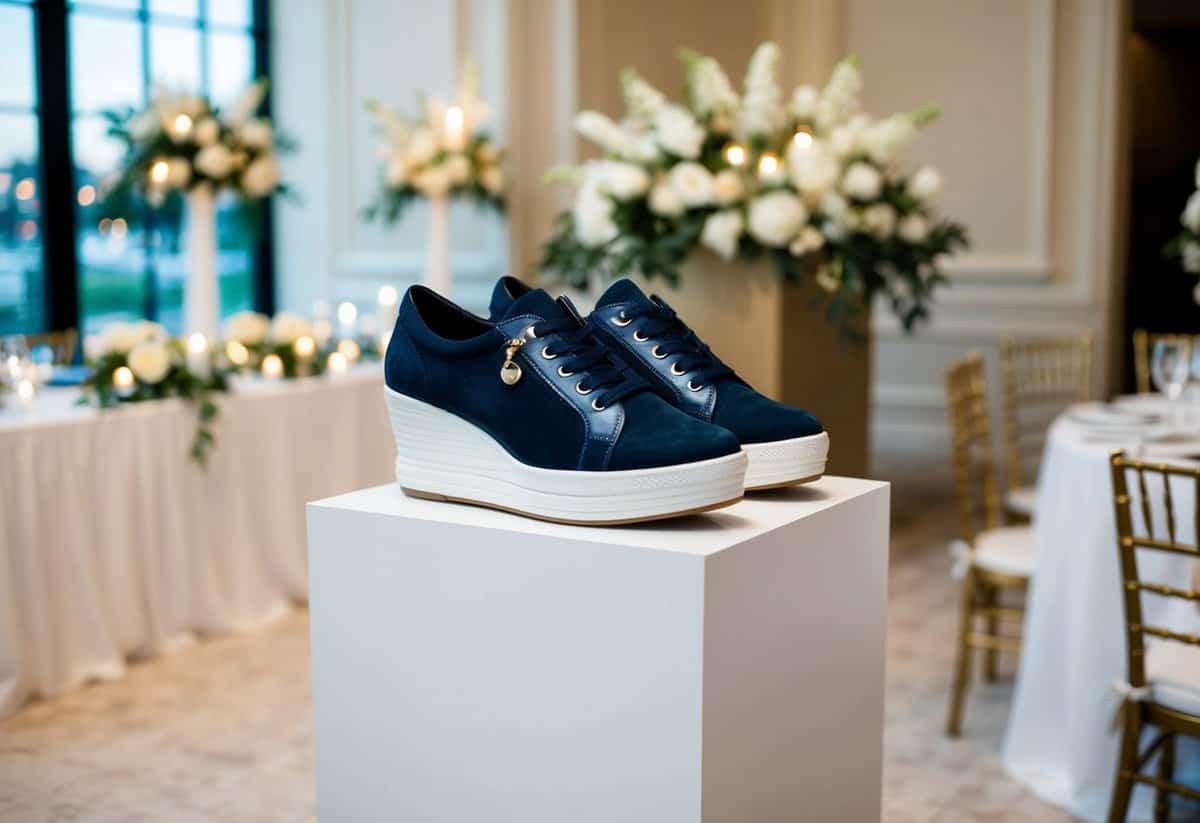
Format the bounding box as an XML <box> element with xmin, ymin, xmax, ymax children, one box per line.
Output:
<box><xmin>1004</xmin><ymin>485</ymin><xmax>1038</xmax><ymax>517</ymax></box>
<box><xmin>972</xmin><ymin>526</ymin><xmax>1035</xmax><ymax>578</ymax></box>
<box><xmin>1147</xmin><ymin>642</ymin><xmax>1200</xmax><ymax>716</ymax></box>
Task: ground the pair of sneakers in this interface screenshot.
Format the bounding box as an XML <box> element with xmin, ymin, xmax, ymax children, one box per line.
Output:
<box><xmin>383</xmin><ymin>276</ymin><xmax>829</xmax><ymax>525</ymax></box>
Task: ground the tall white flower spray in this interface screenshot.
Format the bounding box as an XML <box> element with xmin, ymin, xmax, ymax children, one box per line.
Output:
<box><xmin>1166</xmin><ymin>157</ymin><xmax>1200</xmax><ymax>302</ymax></box>
<box><xmin>540</xmin><ymin>45</ymin><xmax>969</xmax><ymax>337</ymax></box>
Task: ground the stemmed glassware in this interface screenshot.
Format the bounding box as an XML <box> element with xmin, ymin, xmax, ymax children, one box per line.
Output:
<box><xmin>1</xmin><ymin>335</ymin><xmax>30</xmax><ymax>386</ymax></box>
<box><xmin>1151</xmin><ymin>337</ymin><xmax>1191</xmax><ymax>431</ymax></box>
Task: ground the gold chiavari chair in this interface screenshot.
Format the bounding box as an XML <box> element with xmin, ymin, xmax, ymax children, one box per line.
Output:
<box><xmin>944</xmin><ymin>353</ymin><xmax>1035</xmax><ymax>737</ymax></box>
<box><xmin>1132</xmin><ymin>330</ymin><xmax>1197</xmax><ymax>395</ymax></box>
<box><xmin>26</xmin><ymin>328</ymin><xmax>79</xmax><ymax>364</ymax></box>
<box><xmin>999</xmin><ymin>334</ymin><xmax>1093</xmax><ymax>521</ymax></box>
<box><xmin>1108</xmin><ymin>451</ymin><xmax>1200</xmax><ymax>822</ymax></box>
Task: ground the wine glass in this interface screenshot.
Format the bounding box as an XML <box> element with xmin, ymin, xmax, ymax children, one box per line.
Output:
<box><xmin>0</xmin><ymin>335</ymin><xmax>30</xmax><ymax>387</ymax></box>
<box><xmin>1152</xmin><ymin>337</ymin><xmax>1190</xmax><ymax>428</ymax></box>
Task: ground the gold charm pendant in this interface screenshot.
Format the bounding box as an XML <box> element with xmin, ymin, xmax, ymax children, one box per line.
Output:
<box><xmin>500</xmin><ymin>337</ymin><xmax>525</xmax><ymax>386</ymax></box>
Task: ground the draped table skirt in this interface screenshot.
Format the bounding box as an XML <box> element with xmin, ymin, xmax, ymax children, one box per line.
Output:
<box><xmin>0</xmin><ymin>368</ymin><xmax>394</xmax><ymax>718</ymax></box>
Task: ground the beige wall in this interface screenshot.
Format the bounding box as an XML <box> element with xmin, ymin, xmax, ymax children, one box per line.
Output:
<box><xmin>853</xmin><ymin>0</ymin><xmax>1125</xmax><ymax>473</ymax></box>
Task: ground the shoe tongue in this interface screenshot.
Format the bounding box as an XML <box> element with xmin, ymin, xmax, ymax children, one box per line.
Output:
<box><xmin>596</xmin><ymin>278</ymin><xmax>654</xmax><ymax>309</ymax></box>
<box><xmin>500</xmin><ymin>287</ymin><xmax>568</xmax><ymax>322</ymax></box>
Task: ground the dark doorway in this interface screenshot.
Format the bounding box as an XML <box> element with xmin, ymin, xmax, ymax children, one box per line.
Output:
<box><xmin>1122</xmin><ymin>0</ymin><xmax>1200</xmax><ymax>389</ymax></box>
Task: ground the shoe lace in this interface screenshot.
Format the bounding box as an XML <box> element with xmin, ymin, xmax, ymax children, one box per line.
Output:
<box><xmin>530</xmin><ymin>317</ymin><xmax>645</xmax><ymax>410</ymax></box>
<box><xmin>618</xmin><ymin>296</ymin><xmax>733</xmax><ymax>388</ymax></box>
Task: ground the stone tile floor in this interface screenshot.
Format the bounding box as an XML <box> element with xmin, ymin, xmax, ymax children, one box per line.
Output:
<box><xmin>1</xmin><ymin>472</ymin><xmax>1080</xmax><ymax>822</ymax></box>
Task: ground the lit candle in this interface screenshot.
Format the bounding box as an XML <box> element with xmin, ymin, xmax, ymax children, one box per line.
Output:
<box><xmin>225</xmin><ymin>340</ymin><xmax>249</xmax><ymax>367</ymax></box>
<box><xmin>16</xmin><ymin>378</ymin><xmax>35</xmax><ymax>407</ymax></box>
<box><xmin>113</xmin><ymin>366</ymin><xmax>136</xmax><ymax>397</ymax></box>
<box><xmin>149</xmin><ymin>159</ymin><xmax>170</xmax><ymax>185</ymax></box>
<box><xmin>327</xmin><ymin>351</ymin><xmax>348</xmax><ymax>374</ymax></box>
<box><xmin>792</xmin><ymin>130</ymin><xmax>814</xmax><ymax>149</ymax></box>
<box><xmin>444</xmin><ymin>105</ymin><xmax>465</xmax><ymax>151</ymax></box>
<box><xmin>723</xmin><ymin>143</ymin><xmax>747</xmax><ymax>168</ymax></box>
<box><xmin>186</xmin><ymin>332</ymin><xmax>210</xmax><ymax>378</ymax></box>
<box><xmin>337</xmin><ymin>339</ymin><xmax>361</xmax><ymax>363</ymax></box>
<box><xmin>172</xmin><ymin>113</ymin><xmax>193</xmax><ymax>138</ymax></box>
<box><xmin>757</xmin><ymin>152</ymin><xmax>783</xmax><ymax>183</ymax></box>
<box><xmin>336</xmin><ymin>301</ymin><xmax>358</xmax><ymax>339</ymax></box>
<box><xmin>261</xmin><ymin>353</ymin><xmax>284</xmax><ymax>379</ymax></box>
<box><xmin>293</xmin><ymin>335</ymin><xmax>316</xmax><ymax>359</ymax></box>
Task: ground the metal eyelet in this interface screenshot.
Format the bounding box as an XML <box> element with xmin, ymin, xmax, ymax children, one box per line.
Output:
<box><xmin>524</xmin><ymin>325</ymin><xmax>538</xmax><ymax>339</ymax></box>
<box><xmin>633</xmin><ymin>329</ymin><xmax>648</xmax><ymax>342</ymax></box>
<box><xmin>540</xmin><ymin>347</ymin><xmax>557</xmax><ymax>360</ymax></box>
<box><xmin>687</xmin><ymin>380</ymin><xmax>704</xmax><ymax>392</ymax></box>
<box><xmin>612</xmin><ymin>312</ymin><xmax>631</xmax><ymax>327</ymax></box>
<box><xmin>651</xmin><ymin>345</ymin><xmax>667</xmax><ymax>359</ymax></box>
<box><xmin>575</xmin><ymin>381</ymin><xmax>593</xmax><ymax>396</ymax></box>
<box><xmin>557</xmin><ymin>365</ymin><xmax>574</xmax><ymax>378</ymax></box>
<box><xmin>670</xmin><ymin>363</ymin><xmax>686</xmax><ymax>376</ymax></box>
<box><xmin>591</xmin><ymin>399</ymin><xmax>606</xmax><ymax>412</ymax></box>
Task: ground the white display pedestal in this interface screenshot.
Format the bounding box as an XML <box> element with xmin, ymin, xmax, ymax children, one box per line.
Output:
<box><xmin>307</xmin><ymin>476</ymin><xmax>889</xmax><ymax>823</ymax></box>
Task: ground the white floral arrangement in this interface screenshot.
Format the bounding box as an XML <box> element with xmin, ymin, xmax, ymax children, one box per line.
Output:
<box><xmin>362</xmin><ymin>60</ymin><xmax>505</xmax><ymax>222</ymax></box>
<box><xmin>220</xmin><ymin>310</ymin><xmax>373</xmax><ymax>378</ymax></box>
<box><xmin>1167</xmin><ymin>157</ymin><xmax>1200</xmax><ymax>301</ymax></box>
<box><xmin>100</xmin><ymin>81</ymin><xmax>290</xmax><ymax>209</ymax></box>
<box><xmin>540</xmin><ymin>44</ymin><xmax>969</xmax><ymax>337</ymax></box>
<box><xmin>81</xmin><ymin>322</ymin><xmax>229</xmax><ymax>465</ymax></box>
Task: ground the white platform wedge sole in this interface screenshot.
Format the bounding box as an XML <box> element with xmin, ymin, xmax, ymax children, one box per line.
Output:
<box><xmin>741</xmin><ymin>431</ymin><xmax>830</xmax><ymax>490</ymax></box>
<box><xmin>384</xmin><ymin>388</ymin><xmax>747</xmax><ymax>525</ymax></box>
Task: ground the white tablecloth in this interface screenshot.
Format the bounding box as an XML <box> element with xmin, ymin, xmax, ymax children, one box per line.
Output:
<box><xmin>0</xmin><ymin>367</ymin><xmax>394</xmax><ymax>718</ymax></box>
<box><xmin>1003</xmin><ymin>411</ymin><xmax>1200</xmax><ymax>821</ymax></box>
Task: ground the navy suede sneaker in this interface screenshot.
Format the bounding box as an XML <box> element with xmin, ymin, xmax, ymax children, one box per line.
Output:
<box><xmin>384</xmin><ymin>284</ymin><xmax>746</xmax><ymax>524</ymax></box>
<box><xmin>490</xmin><ymin>277</ymin><xmax>829</xmax><ymax>490</ymax></box>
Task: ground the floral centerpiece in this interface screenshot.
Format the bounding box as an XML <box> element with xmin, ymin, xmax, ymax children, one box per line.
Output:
<box><xmin>1166</xmin><ymin>157</ymin><xmax>1200</xmax><ymax>301</ymax></box>
<box><xmin>540</xmin><ymin>44</ymin><xmax>969</xmax><ymax>337</ymax></box>
<box><xmin>221</xmin><ymin>310</ymin><xmax>372</xmax><ymax>379</ymax></box>
<box><xmin>362</xmin><ymin>60</ymin><xmax>505</xmax><ymax>293</ymax></box>
<box><xmin>101</xmin><ymin>82</ymin><xmax>291</xmax><ymax>338</ymax></box>
<box><xmin>81</xmin><ymin>322</ymin><xmax>229</xmax><ymax>465</ymax></box>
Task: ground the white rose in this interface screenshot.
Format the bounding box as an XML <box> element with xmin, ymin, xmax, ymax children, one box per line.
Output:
<box><xmin>588</xmin><ymin>161</ymin><xmax>649</xmax><ymax>201</ymax></box>
<box><xmin>669</xmin><ymin>162</ymin><xmax>714</xmax><ymax>207</ymax></box>
<box><xmin>787</xmin><ymin>139</ymin><xmax>840</xmax><ymax>199</ymax></box>
<box><xmin>648</xmin><ymin>180</ymin><xmax>685</xmax><ymax>217</ymax></box>
<box><xmin>480</xmin><ymin>165</ymin><xmax>504</xmax><ymax>194</ymax></box>
<box><xmin>712</xmin><ymin>169</ymin><xmax>744</xmax><ymax>205</ymax></box>
<box><xmin>1183</xmin><ymin>191</ymin><xmax>1200</xmax><ymax>233</ymax></box>
<box><xmin>406</xmin><ymin>129</ymin><xmax>438</xmax><ymax>167</ymax></box>
<box><xmin>99</xmin><ymin>322</ymin><xmax>140</xmax><ymax>355</ymax></box>
<box><xmin>748</xmin><ymin>191</ymin><xmax>808</xmax><ymax>248</ymax></box>
<box><xmin>909</xmin><ymin>166</ymin><xmax>942</xmax><ymax>199</ymax></box>
<box><xmin>194</xmin><ymin>143</ymin><xmax>235</xmax><ymax>179</ymax></box>
<box><xmin>223</xmin><ymin>310</ymin><xmax>270</xmax><ymax>345</ymax></box>
<box><xmin>791</xmin><ymin>85</ymin><xmax>819</xmax><ymax>120</ymax></box>
<box><xmin>862</xmin><ymin>203</ymin><xmax>897</xmax><ymax>238</ymax></box>
<box><xmin>163</xmin><ymin>157</ymin><xmax>191</xmax><ymax>189</ymax></box>
<box><xmin>654</xmin><ymin>105</ymin><xmax>705</xmax><ymax>160</ymax></box>
<box><xmin>820</xmin><ymin>190</ymin><xmax>849</xmax><ymax>221</ymax></box>
<box><xmin>1184</xmin><ymin>242</ymin><xmax>1200</xmax><ymax>274</ymax></box>
<box><xmin>269</xmin><ymin>312</ymin><xmax>313</xmax><ymax>344</ymax></box>
<box><xmin>700</xmin><ymin>210</ymin><xmax>744</xmax><ymax>260</ymax></box>
<box><xmin>573</xmin><ymin>184</ymin><xmax>618</xmax><ymax>247</ymax></box>
<box><xmin>241</xmin><ymin>153</ymin><xmax>280</xmax><ymax>197</ymax></box>
<box><xmin>898</xmin><ymin>214</ymin><xmax>929</xmax><ymax>243</ymax></box>
<box><xmin>194</xmin><ymin>117</ymin><xmax>220</xmax><ymax>147</ymax></box>
<box><xmin>412</xmin><ymin>165</ymin><xmax>452</xmax><ymax>197</ymax></box>
<box><xmin>134</xmin><ymin>320</ymin><xmax>168</xmax><ymax>342</ymax></box>
<box><xmin>842</xmin><ymin>162</ymin><xmax>883</xmax><ymax>201</ymax></box>
<box><xmin>445</xmin><ymin>154</ymin><xmax>471</xmax><ymax>185</ymax></box>
<box><xmin>789</xmin><ymin>226</ymin><xmax>825</xmax><ymax>256</ymax></box>
<box><xmin>238</xmin><ymin>118</ymin><xmax>274</xmax><ymax>150</ymax></box>
<box><xmin>127</xmin><ymin>339</ymin><xmax>172</xmax><ymax>384</ymax></box>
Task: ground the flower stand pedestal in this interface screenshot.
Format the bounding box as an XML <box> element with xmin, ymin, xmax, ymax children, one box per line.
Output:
<box><xmin>307</xmin><ymin>476</ymin><xmax>889</xmax><ymax>822</ymax></box>
<box><xmin>640</xmin><ymin>258</ymin><xmax>873</xmax><ymax>477</ymax></box>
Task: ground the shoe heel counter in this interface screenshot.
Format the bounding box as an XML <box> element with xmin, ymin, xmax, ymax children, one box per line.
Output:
<box><xmin>384</xmin><ymin>310</ymin><xmax>431</xmax><ymax>401</ymax></box>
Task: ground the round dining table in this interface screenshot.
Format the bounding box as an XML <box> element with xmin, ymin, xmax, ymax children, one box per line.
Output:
<box><xmin>1004</xmin><ymin>397</ymin><xmax>1200</xmax><ymax>822</ymax></box>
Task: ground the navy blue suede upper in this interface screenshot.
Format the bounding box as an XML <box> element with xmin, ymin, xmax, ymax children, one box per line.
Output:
<box><xmin>386</xmin><ymin>284</ymin><xmax>739</xmax><ymax>471</ymax></box>
<box><xmin>488</xmin><ymin>277</ymin><xmax>825</xmax><ymax>446</ymax></box>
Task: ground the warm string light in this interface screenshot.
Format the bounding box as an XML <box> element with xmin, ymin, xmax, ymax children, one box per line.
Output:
<box><xmin>261</xmin><ymin>353</ymin><xmax>284</xmax><ymax>379</ymax></box>
<box><xmin>293</xmin><ymin>336</ymin><xmax>316</xmax><ymax>359</ymax></box>
<box><xmin>327</xmin><ymin>351</ymin><xmax>348</xmax><ymax>374</ymax></box>
<box><xmin>172</xmin><ymin>113</ymin><xmax>193</xmax><ymax>137</ymax></box>
<box><xmin>336</xmin><ymin>301</ymin><xmax>358</xmax><ymax>332</ymax></box>
<box><xmin>113</xmin><ymin>366</ymin><xmax>136</xmax><ymax>396</ymax></box>
<box><xmin>757</xmin><ymin>152</ymin><xmax>782</xmax><ymax>182</ymax></box>
<box><xmin>187</xmin><ymin>332</ymin><xmax>208</xmax><ymax>354</ymax></box>
<box><xmin>791</xmin><ymin>130</ymin><xmax>814</xmax><ymax>149</ymax></box>
<box><xmin>225</xmin><ymin>340</ymin><xmax>249</xmax><ymax>366</ymax></box>
<box><xmin>337</xmin><ymin>339</ymin><xmax>361</xmax><ymax>363</ymax></box>
<box><xmin>723</xmin><ymin>143</ymin><xmax>747</xmax><ymax>168</ymax></box>
<box><xmin>16</xmin><ymin>378</ymin><xmax>35</xmax><ymax>405</ymax></box>
<box><xmin>444</xmin><ymin>105</ymin><xmax>465</xmax><ymax>150</ymax></box>
<box><xmin>149</xmin><ymin>160</ymin><xmax>170</xmax><ymax>185</ymax></box>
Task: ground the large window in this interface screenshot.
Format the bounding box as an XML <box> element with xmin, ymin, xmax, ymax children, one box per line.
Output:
<box><xmin>0</xmin><ymin>0</ymin><xmax>272</xmax><ymax>339</ymax></box>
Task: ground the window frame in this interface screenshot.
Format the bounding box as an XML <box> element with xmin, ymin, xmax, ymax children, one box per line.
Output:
<box><xmin>29</xmin><ymin>0</ymin><xmax>274</xmax><ymax>339</ymax></box>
